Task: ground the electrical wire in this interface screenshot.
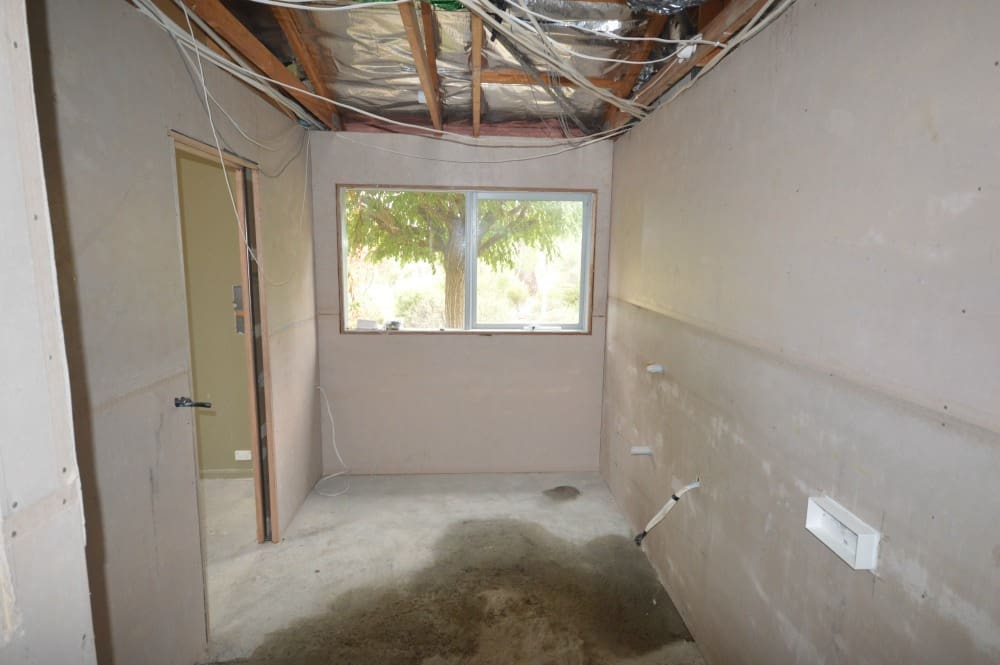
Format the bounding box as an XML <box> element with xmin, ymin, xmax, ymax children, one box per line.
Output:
<box><xmin>457</xmin><ymin>0</ymin><xmax>649</xmax><ymax>117</ymax></box>
<box><xmin>315</xmin><ymin>385</ymin><xmax>351</xmax><ymax>497</ymax></box>
<box><xmin>498</xmin><ymin>0</ymin><xmax>716</xmax><ymax>67</ymax></box>
<box><xmin>257</xmin><ymin>139</ymin><xmax>312</xmax><ymax>286</ymax></box>
<box><xmin>179</xmin><ymin>39</ymin><xmax>311</xmax><ymax>177</ymax></box>
<box><xmin>139</xmin><ymin>0</ymin><xmax>639</xmax><ymax>147</ymax></box>
<box><xmin>491</xmin><ymin>28</ymin><xmax>590</xmax><ymax>133</ymax></box>
<box><xmin>634</xmin><ymin>479</ymin><xmax>700</xmax><ymax>546</ymax></box>
<box><xmin>144</xmin><ymin>0</ymin><xmax>632</xmax><ymax>147</ymax></box>
<box><xmin>650</xmin><ymin>0</ymin><xmax>791</xmax><ymax>113</ymax></box>
<box><xmin>504</xmin><ymin>0</ymin><xmax>724</xmax><ymax>49</ymax></box>
<box><xmin>182</xmin><ymin>8</ymin><xmax>255</xmax><ymax>261</ymax></box>
<box><xmin>145</xmin><ymin>0</ymin><xmax>787</xmax><ymax>144</ymax></box>
<box><xmin>136</xmin><ymin>0</ymin><xmax>318</xmax><ymax>127</ymax></box>
<box><xmin>243</xmin><ymin>0</ymin><xmax>649</xmax><ymax>114</ymax></box>
<box><xmin>330</xmin><ymin>126</ymin><xmax>625</xmax><ymax>163</ymax></box>
<box><xmin>181</xmin><ymin>5</ymin><xmax>309</xmax><ymax>291</ymax></box>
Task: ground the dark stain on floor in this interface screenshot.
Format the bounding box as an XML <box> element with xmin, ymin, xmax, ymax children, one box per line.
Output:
<box><xmin>209</xmin><ymin>519</ymin><xmax>695</xmax><ymax>665</ymax></box>
<box><xmin>542</xmin><ymin>485</ymin><xmax>582</xmax><ymax>502</ymax></box>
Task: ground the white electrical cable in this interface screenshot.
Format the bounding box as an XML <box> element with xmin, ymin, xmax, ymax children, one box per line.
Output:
<box><xmin>143</xmin><ymin>0</ymin><xmax>788</xmax><ymax>144</ymax></box>
<box><xmin>330</xmin><ymin>126</ymin><xmax>626</xmax><ymax>163</ymax></box>
<box><xmin>138</xmin><ymin>0</ymin><xmax>640</xmax><ymax>145</ymax></box>
<box><xmin>182</xmin><ymin>8</ymin><xmax>256</xmax><ymax>258</ymax></box>
<box><xmin>315</xmin><ymin>385</ymin><xmax>351</xmax><ymax>497</ymax></box>
<box><xmin>506</xmin><ymin>0</ymin><xmax>724</xmax><ymax>49</ymax></box>
<box><xmin>246</xmin><ymin>0</ymin><xmax>648</xmax><ymax>113</ymax></box>
<box><xmin>143</xmin><ymin>0</ymin><xmax>633</xmax><ymax>149</ymax></box>
<box><xmin>650</xmin><ymin>0</ymin><xmax>790</xmax><ymax>112</ymax></box>
<box><xmin>634</xmin><ymin>479</ymin><xmax>700</xmax><ymax>546</ymax></box>
<box><xmin>135</xmin><ymin>0</ymin><xmax>318</xmax><ymax>126</ymax></box>
<box><xmin>499</xmin><ymin>1</ymin><xmax>719</xmax><ymax>68</ymax></box>
<box><xmin>177</xmin><ymin>46</ymin><xmax>283</xmax><ymax>152</ymax></box>
<box><xmin>457</xmin><ymin>0</ymin><xmax>648</xmax><ymax>117</ymax></box>
<box><xmin>173</xmin><ymin>0</ymin><xmax>321</xmax><ymax>126</ymax></box>
<box><xmin>258</xmin><ymin>139</ymin><xmax>312</xmax><ymax>286</ymax></box>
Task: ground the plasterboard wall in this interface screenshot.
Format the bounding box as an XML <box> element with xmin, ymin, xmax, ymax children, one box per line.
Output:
<box><xmin>28</xmin><ymin>0</ymin><xmax>321</xmax><ymax>662</ymax></box>
<box><xmin>0</xmin><ymin>2</ymin><xmax>96</xmax><ymax>662</ymax></box>
<box><xmin>311</xmin><ymin>133</ymin><xmax>612</xmax><ymax>474</ymax></box>
<box><xmin>604</xmin><ymin>1</ymin><xmax>1000</xmax><ymax>663</ymax></box>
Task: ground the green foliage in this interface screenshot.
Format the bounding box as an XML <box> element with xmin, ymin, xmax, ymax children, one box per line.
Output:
<box><xmin>395</xmin><ymin>288</ymin><xmax>444</xmax><ymax>329</ymax></box>
<box><xmin>344</xmin><ymin>190</ymin><xmax>578</xmax><ymax>271</ymax></box>
<box><xmin>344</xmin><ymin>189</ymin><xmax>466</xmax><ymax>269</ymax></box>
<box><xmin>476</xmin><ymin>199</ymin><xmax>576</xmax><ymax>270</ymax></box>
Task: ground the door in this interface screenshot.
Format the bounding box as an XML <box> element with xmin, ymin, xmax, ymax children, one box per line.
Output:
<box><xmin>173</xmin><ymin>142</ymin><xmax>274</xmax><ymax>553</ymax></box>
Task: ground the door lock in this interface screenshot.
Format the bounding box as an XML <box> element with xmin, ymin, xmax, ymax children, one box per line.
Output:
<box><xmin>174</xmin><ymin>396</ymin><xmax>213</xmax><ymax>408</ymax></box>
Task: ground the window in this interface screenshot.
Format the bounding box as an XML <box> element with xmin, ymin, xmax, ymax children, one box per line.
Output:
<box><xmin>340</xmin><ymin>187</ymin><xmax>593</xmax><ymax>332</ymax></box>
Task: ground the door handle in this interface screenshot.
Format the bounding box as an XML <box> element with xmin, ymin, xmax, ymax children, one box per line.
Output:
<box><xmin>174</xmin><ymin>396</ymin><xmax>213</xmax><ymax>409</ymax></box>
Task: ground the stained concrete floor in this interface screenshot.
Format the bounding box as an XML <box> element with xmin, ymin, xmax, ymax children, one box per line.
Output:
<box><xmin>200</xmin><ymin>473</ymin><xmax>703</xmax><ymax>665</ymax></box>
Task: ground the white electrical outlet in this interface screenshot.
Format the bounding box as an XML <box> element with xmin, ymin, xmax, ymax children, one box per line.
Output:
<box><xmin>806</xmin><ymin>496</ymin><xmax>880</xmax><ymax>570</ymax></box>
<box><xmin>234</xmin><ymin>450</ymin><xmax>252</xmax><ymax>462</ymax></box>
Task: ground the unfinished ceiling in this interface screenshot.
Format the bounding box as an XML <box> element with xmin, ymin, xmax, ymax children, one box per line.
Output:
<box><xmin>162</xmin><ymin>0</ymin><xmax>780</xmax><ymax>137</ymax></box>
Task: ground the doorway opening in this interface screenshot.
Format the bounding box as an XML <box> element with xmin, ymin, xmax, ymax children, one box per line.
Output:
<box><xmin>172</xmin><ymin>134</ymin><xmax>277</xmax><ymax>643</ymax></box>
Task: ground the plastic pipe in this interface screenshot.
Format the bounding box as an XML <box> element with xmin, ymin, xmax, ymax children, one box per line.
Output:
<box><xmin>634</xmin><ymin>479</ymin><xmax>700</xmax><ymax>546</ymax></box>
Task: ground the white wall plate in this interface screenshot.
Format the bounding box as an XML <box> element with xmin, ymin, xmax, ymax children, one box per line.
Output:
<box><xmin>806</xmin><ymin>496</ymin><xmax>880</xmax><ymax>570</ymax></box>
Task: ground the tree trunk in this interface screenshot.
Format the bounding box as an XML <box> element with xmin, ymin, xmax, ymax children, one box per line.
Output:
<box><xmin>443</xmin><ymin>227</ymin><xmax>466</xmax><ymax>328</ymax></box>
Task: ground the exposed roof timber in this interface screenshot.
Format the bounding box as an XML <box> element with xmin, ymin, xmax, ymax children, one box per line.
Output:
<box><xmin>399</xmin><ymin>1</ymin><xmax>444</xmax><ymax>131</ymax></box>
<box><xmin>177</xmin><ymin>0</ymin><xmax>337</xmax><ymax>129</ymax></box>
<box><xmin>471</xmin><ymin>14</ymin><xmax>484</xmax><ymax>137</ymax></box>
<box><xmin>697</xmin><ymin>0</ymin><xmax>725</xmax><ymax>30</ymax></box>
<box><xmin>481</xmin><ymin>69</ymin><xmax>616</xmax><ymax>89</ymax></box>
<box><xmin>693</xmin><ymin>0</ymin><xmax>726</xmax><ymax>66</ymax></box>
<box><xmin>420</xmin><ymin>2</ymin><xmax>441</xmax><ymax>94</ymax></box>
<box><xmin>601</xmin><ymin>13</ymin><xmax>668</xmax><ymax>126</ymax></box>
<box><xmin>607</xmin><ymin>0</ymin><xmax>771</xmax><ymax>129</ymax></box>
<box><xmin>271</xmin><ymin>7</ymin><xmax>343</xmax><ymax>130</ymax></box>
<box><xmin>140</xmin><ymin>0</ymin><xmax>298</xmax><ymax>121</ymax></box>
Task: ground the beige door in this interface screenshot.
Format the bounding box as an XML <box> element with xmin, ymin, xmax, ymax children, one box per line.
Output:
<box><xmin>174</xmin><ymin>145</ymin><xmax>271</xmax><ymax>547</ymax></box>
<box><xmin>176</xmin><ymin>151</ymin><xmax>254</xmax><ymax>478</ymax></box>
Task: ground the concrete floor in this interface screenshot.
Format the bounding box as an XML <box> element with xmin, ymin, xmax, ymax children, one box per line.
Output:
<box><xmin>201</xmin><ymin>473</ymin><xmax>703</xmax><ymax>665</ymax></box>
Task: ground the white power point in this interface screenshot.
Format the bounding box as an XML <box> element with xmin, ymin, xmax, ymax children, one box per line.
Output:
<box><xmin>234</xmin><ymin>450</ymin><xmax>252</xmax><ymax>462</ymax></box>
<box><xmin>805</xmin><ymin>496</ymin><xmax>880</xmax><ymax>570</ymax></box>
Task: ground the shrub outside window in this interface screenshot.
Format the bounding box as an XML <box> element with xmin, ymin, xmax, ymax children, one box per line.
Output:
<box><xmin>340</xmin><ymin>187</ymin><xmax>594</xmax><ymax>332</ymax></box>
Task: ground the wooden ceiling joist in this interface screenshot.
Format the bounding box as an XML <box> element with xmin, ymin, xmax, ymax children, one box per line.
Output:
<box><xmin>178</xmin><ymin>0</ymin><xmax>338</xmax><ymax>129</ymax></box>
<box><xmin>471</xmin><ymin>14</ymin><xmax>484</xmax><ymax>137</ymax></box>
<box><xmin>607</xmin><ymin>0</ymin><xmax>771</xmax><ymax>129</ymax></box>
<box><xmin>272</xmin><ymin>7</ymin><xmax>342</xmax><ymax>130</ymax></box>
<box><xmin>420</xmin><ymin>2</ymin><xmax>441</xmax><ymax>94</ymax></box>
<box><xmin>399</xmin><ymin>1</ymin><xmax>444</xmax><ymax>131</ymax></box>
<box><xmin>601</xmin><ymin>13</ymin><xmax>668</xmax><ymax>127</ymax></box>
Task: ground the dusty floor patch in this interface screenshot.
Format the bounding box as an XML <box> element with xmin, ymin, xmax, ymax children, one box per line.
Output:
<box><xmin>208</xmin><ymin>519</ymin><xmax>698</xmax><ymax>665</ymax></box>
<box><xmin>543</xmin><ymin>485</ymin><xmax>582</xmax><ymax>502</ymax></box>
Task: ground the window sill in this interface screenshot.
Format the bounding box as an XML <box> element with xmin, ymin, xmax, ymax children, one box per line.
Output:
<box><xmin>340</xmin><ymin>327</ymin><xmax>592</xmax><ymax>336</ymax></box>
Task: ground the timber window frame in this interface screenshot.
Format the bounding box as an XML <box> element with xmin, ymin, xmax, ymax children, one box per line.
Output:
<box><xmin>337</xmin><ymin>186</ymin><xmax>595</xmax><ymax>334</ymax></box>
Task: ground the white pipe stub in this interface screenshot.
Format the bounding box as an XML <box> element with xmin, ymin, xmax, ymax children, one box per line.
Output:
<box><xmin>630</xmin><ymin>446</ymin><xmax>654</xmax><ymax>456</ymax></box>
<box><xmin>645</xmin><ymin>363</ymin><xmax>665</xmax><ymax>374</ymax></box>
<box><xmin>635</xmin><ymin>479</ymin><xmax>701</xmax><ymax>547</ymax></box>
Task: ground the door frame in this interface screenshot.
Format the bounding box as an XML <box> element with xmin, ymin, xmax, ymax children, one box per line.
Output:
<box><xmin>170</xmin><ymin>131</ymin><xmax>278</xmax><ymax>546</ymax></box>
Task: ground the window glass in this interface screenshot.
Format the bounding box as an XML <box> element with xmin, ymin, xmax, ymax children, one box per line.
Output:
<box><xmin>341</xmin><ymin>188</ymin><xmax>591</xmax><ymax>332</ymax></box>
<box><xmin>475</xmin><ymin>198</ymin><xmax>585</xmax><ymax>328</ymax></box>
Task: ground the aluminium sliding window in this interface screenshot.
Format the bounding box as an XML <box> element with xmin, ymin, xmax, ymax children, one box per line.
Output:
<box><xmin>340</xmin><ymin>187</ymin><xmax>593</xmax><ymax>332</ymax></box>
